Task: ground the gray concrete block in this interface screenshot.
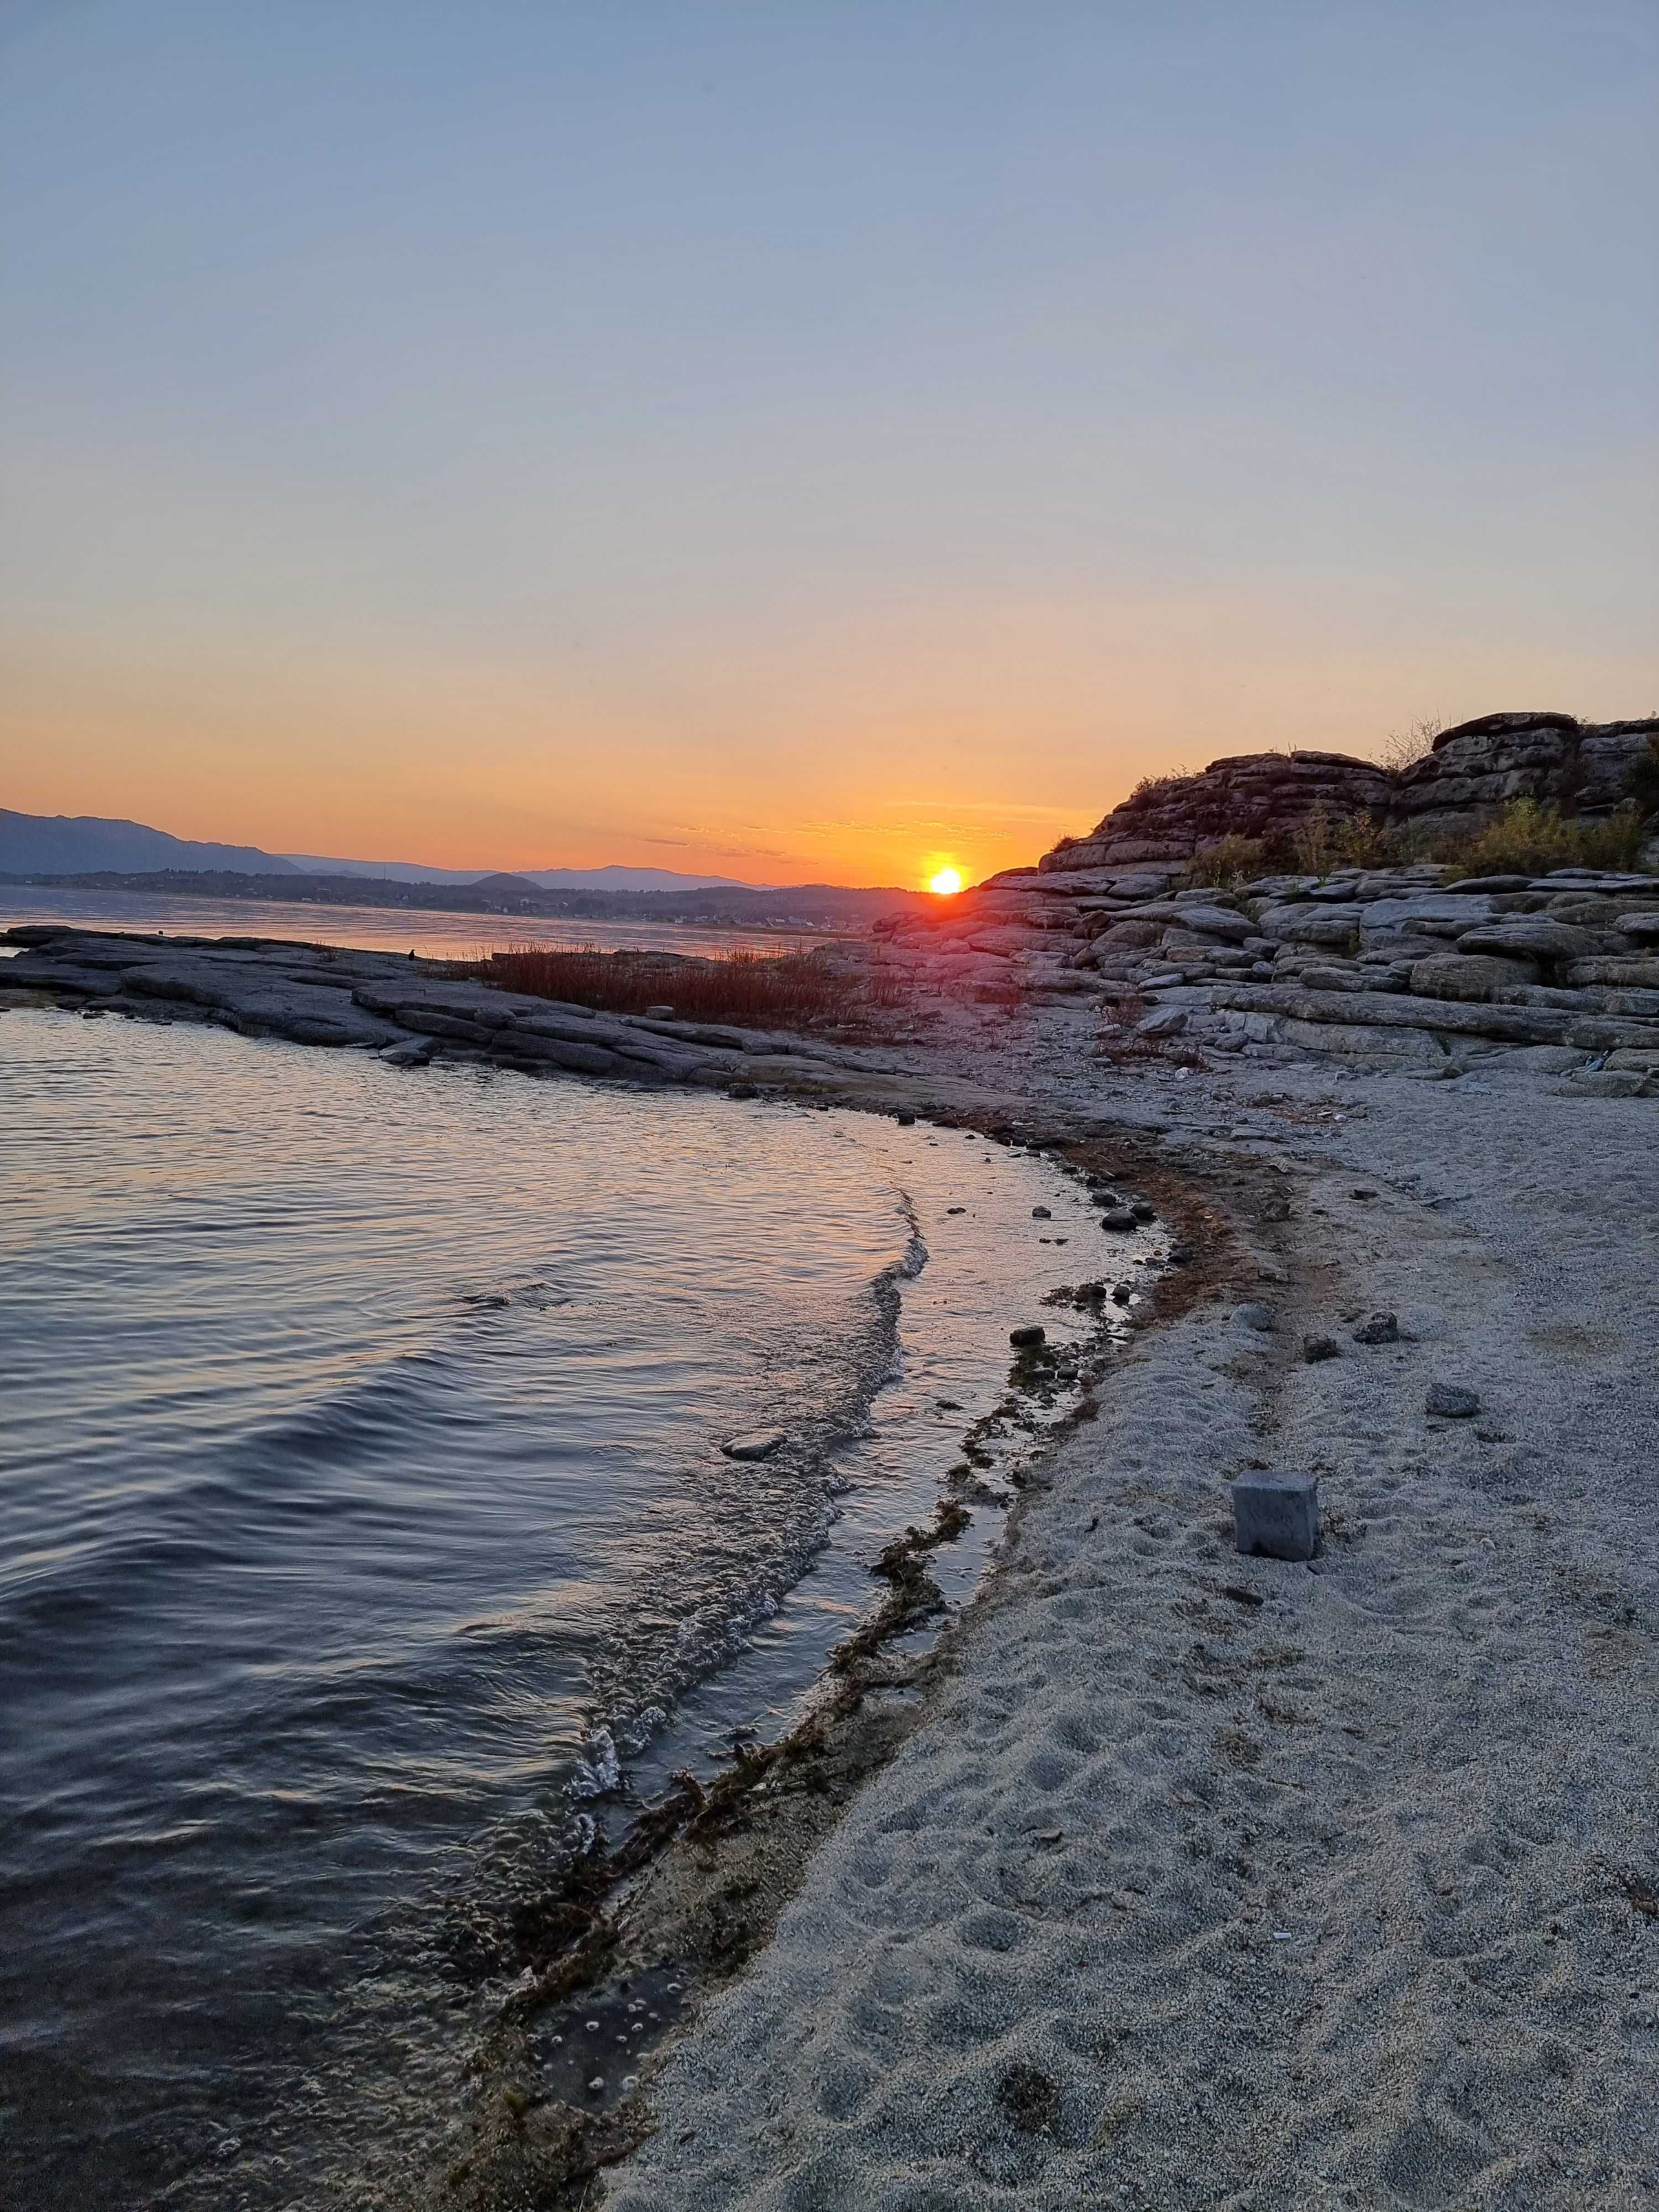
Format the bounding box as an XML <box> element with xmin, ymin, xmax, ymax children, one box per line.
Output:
<box><xmin>1231</xmin><ymin>1469</ymin><xmax>1319</xmax><ymax>1562</ymax></box>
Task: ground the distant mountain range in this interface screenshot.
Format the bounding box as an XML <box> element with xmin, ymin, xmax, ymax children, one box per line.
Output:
<box><xmin>0</xmin><ymin>808</ymin><xmax>298</xmax><ymax>877</ymax></box>
<box><xmin>0</xmin><ymin>807</ymin><xmax>933</xmax><ymax>925</ymax></box>
<box><xmin>281</xmin><ymin>853</ymin><xmax>757</xmax><ymax>892</ymax></box>
<box><xmin>0</xmin><ymin>810</ymin><xmax>760</xmax><ymax>892</ymax></box>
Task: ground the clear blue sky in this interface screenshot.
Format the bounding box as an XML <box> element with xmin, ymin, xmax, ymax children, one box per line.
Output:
<box><xmin>2</xmin><ymin>1</ymin><xmax>1654</xmax><ymax>882</ymax></box>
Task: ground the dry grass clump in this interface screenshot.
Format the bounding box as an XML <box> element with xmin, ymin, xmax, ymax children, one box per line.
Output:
<box><xmin>1374</xmin><ymin>715</ymin><xmax>1442</xmax><ymax>773</ymax></box>
<box><xmin>1183</xmin><ymin>834</ymin><xmax>1267</xmax><ymax>889</ymax></box>
<box><xmin>461</xmin><ymin>942</ymin><xmax>910</xmax><ymax>1034</ymax></box>
<box><xmin>1434</xmin><ymin>799</ymin><xmax>1651</xmax><ymax>880</ymax></box>
<box><xmin>1128</xmin><ymin>766</ymin><xmax>1192</xmax><ymax>806</ymax></box>
<box><xmin>1288</xmin><ymin>802</ymin><xmax>1404</xmax><ymax>877</ymax></box>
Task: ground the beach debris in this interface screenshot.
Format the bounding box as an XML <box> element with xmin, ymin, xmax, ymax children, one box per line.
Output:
<box><xmin>722</xmin><ymin>1430</ymin><xmax>788</xmax><ymax>1461</ymax></box>
<box><xmin>1303</xmin><ymin>1332</ymin><xmax>1340</xmax><ymax>1363</ymax></box>
<box><xmin>1231</xmin><ymin>1469</ymin><xmax>1320</xmax><ymax>1563</ymax></box>
<box><xmin>1009</xmin><ymin>1325</ymin><xmax>1046</xmax><ymax>1348</ymax></box>
<box><xmin>1426</xmin><ymin>1381</ymin><xmax>1480</xmax><ymax>1418</ymax></box>
<box><xmin>1234</xmin><ymin>1302</ymin><xmax>1277</xmax><ymax>1332</ymax></box>
<box><xmin>1353</xmin><ymin>1311</ymin><xmax>1401</xmax><ymax>1344</ymax></box>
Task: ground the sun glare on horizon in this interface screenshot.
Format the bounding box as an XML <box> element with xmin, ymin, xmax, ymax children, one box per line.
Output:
<box><xmin>928</xmin><ymin>867</ymin><xmax>964</xmax><ymax>895</ymax></box>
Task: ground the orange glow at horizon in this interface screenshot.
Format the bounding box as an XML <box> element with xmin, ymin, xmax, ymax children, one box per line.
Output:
<box><xmin>927</xmin><ymin>866</ymin><xmax>964</xmax><ymax>895</ymax></box>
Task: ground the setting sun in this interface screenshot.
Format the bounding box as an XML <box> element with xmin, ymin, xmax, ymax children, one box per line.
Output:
<box><xmin>927</xmin><ymin>867</ymin><xmax>964</xmax><ymax>896</ymax></box>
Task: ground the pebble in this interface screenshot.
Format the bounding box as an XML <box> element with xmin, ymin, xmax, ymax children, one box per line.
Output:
<box><xmin>1129</xmin><ymin>1201</ymin><xmax>1156</xmax><ymax>1222</ymax></box>
<box><xmin>1303</xmin><ymin>1333</ymin><xmax>1340</xmax><ymax>1363</ymax></box>
<box><xmin>1426</xmin><ymin>1381</ymin><xmax>1480</xmax><ymax>1418</ymax></box>
<box><xmin>1099</xmin><ymin>1209</ymin><xmax>1138</xmax><ymax>1232</ymax></box>
<box><xmin>722</xmin><ymin>1430</ymin><xmax>788</xmax><ymax>1462</ymax></box>
<box><xmin>1009</xmin><ymin>1325</ymin><xmax>1046</xmax><ymax>1348</ymax></box>
<box><xmin>1032</xmin><ymin>1205</ymin><xmax>1052</xmax><ymax>1219</ymax></box>
<box><xmin>1353</xmin><ymin>1312</ymin><xmax>1400</xmax><ymax>1345</ymax></box>
<box><xmin>1235</xmin><ymin>1303</ymin><xmax>1277</xmax><ymax>1332</ymax></box>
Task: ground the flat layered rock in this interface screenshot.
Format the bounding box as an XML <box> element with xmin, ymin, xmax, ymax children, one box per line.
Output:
<box><xmin>1455</xmin><ymin>919</ymin><xmax>1616</xmax><ymax>962</ymax></box>
<box><xmin>1210</xmin><ymin>982</ymin><xmax>1659</xmax><ymax>1051</ymax></box>
<box><xmin>1410</xmin><ymin>952</ymin><xmax>1539</xmax><ymax>1001</ymax></box>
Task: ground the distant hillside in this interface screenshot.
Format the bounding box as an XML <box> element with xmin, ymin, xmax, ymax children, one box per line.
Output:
<box><xmin>0</xmin><ymin>808</ymin><xmax>298</xmax><ymax>877</ymax></box>
<box><xmin>283</xmin><ymin>853</ymin><xmax>759</xmax><ymax>891</ymax></box>
<box><xmin>0</xmin><ymin>807</ymin><xmax>908</xmax><ymax>910</ymax></box>
<box><xmin>3</xmin><ymin>865</ymin><xmax>936</xmax><ymax>928</ymax></box>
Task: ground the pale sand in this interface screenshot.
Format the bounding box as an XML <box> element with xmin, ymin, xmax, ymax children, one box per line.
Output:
<box><xmin>606</xmin><ymin>1066</ymin><xmax>1659</xmax><ymax>2210</ymax></box>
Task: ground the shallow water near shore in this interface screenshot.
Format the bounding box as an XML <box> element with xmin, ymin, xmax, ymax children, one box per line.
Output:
<box><xmin>0</xmin><ymin>1008</ymin><xmax>1133</xmax><ymax>2208</ymax></box>
<box><xmin>0</xmin><ymin>885</ymin><xmax>825</xmax><ymax>959</ymax></box>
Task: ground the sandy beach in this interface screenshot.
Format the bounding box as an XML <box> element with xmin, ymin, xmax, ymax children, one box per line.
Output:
<box><xmin>598</xmin><ymin>1056</ymin><xmax>1658</xmax><ymax>2210</ymax></box>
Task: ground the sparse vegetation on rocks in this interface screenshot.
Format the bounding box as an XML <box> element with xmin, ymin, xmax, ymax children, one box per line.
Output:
<box><xmin>1434</xmin><ymin>799</ymin><xmax>1650</xmax><ymax>881</ymax></box>
<box><xmin>462</xmin><ymin>942</ymin><xmax>911</xmax><ymax>1036</ymax></box>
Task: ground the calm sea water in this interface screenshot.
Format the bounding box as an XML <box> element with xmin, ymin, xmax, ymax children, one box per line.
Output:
<box><xmin>0</xmin><ymin>1008</ymin><xmax>1131</xmax><ymax>2209</ymax></box>
<box><xmin>0</xmin><ymin>886</ymin><xmax>823</xmax><ymax>960</ymax></box>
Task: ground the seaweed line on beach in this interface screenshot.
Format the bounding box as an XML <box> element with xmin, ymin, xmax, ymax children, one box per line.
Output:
<box><xmin>404</xmin><ymin>1124</ymin><xmax>1266</xmax><ymax>2212</ymax></box>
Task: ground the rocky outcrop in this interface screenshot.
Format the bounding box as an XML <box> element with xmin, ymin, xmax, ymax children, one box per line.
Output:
<box><xmin>872</xmin><ymin>711</ymin><xmax>1659</xmax><ymax>1087</ymax></box>
<box><xmin>1392</xmin><ymin>712</ymin><xmax>1657</xmax><ymax>837</ymax></box>
<box><xmin>1043</xmin><ymin>712</ymin><xmax>1657</xmax><ymax>874</ymax></box>
<box><xmin>1048</xmin><ymin>751</ymin><xmax>1397</xmax><ymax>872</ymax></box>
<box><xmin>0</xmin><ymin>928</ymin><xmax>903</xmax><ymax>1091</ymax></box>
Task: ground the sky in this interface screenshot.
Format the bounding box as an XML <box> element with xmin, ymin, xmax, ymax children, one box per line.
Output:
<box><xmin>2</xmin><ymin>2</ymin><xmax>1655</xmax><ymax>888</ymax></box>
